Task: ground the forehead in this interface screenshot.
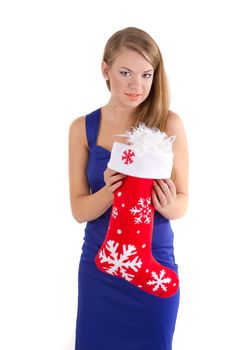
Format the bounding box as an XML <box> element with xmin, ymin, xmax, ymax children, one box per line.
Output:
<box><xmin>112</xmin><ymin>47</ymin><xmax>154</xmax><ymax>71</ymax></box>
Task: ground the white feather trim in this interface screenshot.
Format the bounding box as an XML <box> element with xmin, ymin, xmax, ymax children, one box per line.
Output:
<box><xmin>113</xmin><ymin>122</ymin><xmax>176</xmax><ymax>157</ymax></box>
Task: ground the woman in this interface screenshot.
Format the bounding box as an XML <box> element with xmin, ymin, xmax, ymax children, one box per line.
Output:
<box><xmin>69</xmin><ymin>26</ymin><xmax>189</xmax><ymax>350</ymax></box>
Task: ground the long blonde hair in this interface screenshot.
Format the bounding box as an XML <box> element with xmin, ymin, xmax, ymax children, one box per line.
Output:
<box><xmin>103</xmin><ymin>27</ymin><xmax>171</xmax><ymax>132</ymax></box>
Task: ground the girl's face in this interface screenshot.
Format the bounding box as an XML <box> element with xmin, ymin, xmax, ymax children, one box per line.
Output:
<box><xmin>102</xmin><ymin>47</ymin><xmax>154</xmax><ymax>108</ymax></box>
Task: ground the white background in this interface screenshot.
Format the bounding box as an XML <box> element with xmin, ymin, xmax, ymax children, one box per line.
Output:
<box><xmin>0</xmin><ymin>0</ymin><xmax>232</xmax><ymax>349</ymax></box>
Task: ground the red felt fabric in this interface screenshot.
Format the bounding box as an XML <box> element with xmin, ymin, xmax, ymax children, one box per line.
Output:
<box><xmin>95</xmin><ymin>176</ymin><xmax>179</xmax><ymax>298</ymax></box>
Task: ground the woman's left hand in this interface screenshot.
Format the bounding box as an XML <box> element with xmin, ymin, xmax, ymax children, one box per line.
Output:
<box><xmin>151</xmin><ymin>179</ymin><xmax>177</xmax><ymax>211</ymax></box>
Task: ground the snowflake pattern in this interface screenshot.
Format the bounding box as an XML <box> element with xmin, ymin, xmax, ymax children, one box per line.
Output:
<box><xmin>146</xmin><ymin>269</ymin><xmax>171</xmax><ymax>292</ymax></box>
<box><xmin>130</xmin><ymin>197</ymin><xmax>152</xmax><ymax>224</ymax></box>
<box><xmin>121</xmin><ymin>149</ymin><xmax>135</xmax><ymax>165</ymax></box>
<box><xmin>98</xmin><ymin>240</ymin><xmax>142</xmax><ymax>281</ymax></box>
<box><xmin>111</xmin><ymin>206</ymin><xmax>118</xmax><ymax>219</ymax></box>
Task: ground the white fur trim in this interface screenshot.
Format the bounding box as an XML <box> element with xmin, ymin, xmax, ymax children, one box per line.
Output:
<box><xmin>107</xmin><ymin>142</ymin><xmax>174</xmax><ymax>179</ymax></box>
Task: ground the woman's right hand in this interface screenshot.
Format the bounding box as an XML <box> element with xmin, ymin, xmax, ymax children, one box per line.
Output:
<box><xmin>103</xmin><ymin>168</ymin><xmax>128</xmax><ymax>195</ymax></box>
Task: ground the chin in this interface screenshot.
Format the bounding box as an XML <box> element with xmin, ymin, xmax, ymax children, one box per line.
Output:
<box><xmin>123</xmin><ymin>101</ymin><xmax>141</xmax><ymax>109</ymax></box>
<box><xmin>123</xmin><ymin>98</ymin><xmax>143</xmax><ymax>107</ymax></box>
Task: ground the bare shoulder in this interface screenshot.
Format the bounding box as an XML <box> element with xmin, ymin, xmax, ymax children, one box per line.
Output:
<box><xmin>69</xmin><ymin>115</ymin><xmax>90</xmax><ymax>202</ymax></box>
<box><xmin>166</xmin><ymin>112</ymin><xmax>189</xmax><ymax>196</ymax></box>
<box><xmin>69</xmin><ymin>115</ymin><xmax>89</xmax><ymax>150</ymax></box>
<box><xmin>165</xmin><ymin>109</ymin><xmax>189</xmax><ymax>168</ymax></box>
<box><xmin>165</xmin><ymin>110</ymin><xmax>186</xmax><ymax>137</ymax></box>
<box><xmin>69</xmin><ymin>115</ymin><xmax>85</xmax><ymax>128</ymax></box>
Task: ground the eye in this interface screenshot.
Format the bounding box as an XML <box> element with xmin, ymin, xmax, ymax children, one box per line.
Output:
<box><xmin>119</xmin><ymin>70</ymin><xmax>131</xmax><ymax>77</ymax></box>
<box><xmin>143</xmin><ymin>73</ymin><xmax>153</xmax><ymax>79</ymax></box>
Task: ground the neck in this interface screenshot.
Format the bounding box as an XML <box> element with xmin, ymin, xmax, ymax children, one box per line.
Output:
<box><xmin>103</xmin><ymin>100</ymin><xmax>138</xmax><ymax>125</ymax></box>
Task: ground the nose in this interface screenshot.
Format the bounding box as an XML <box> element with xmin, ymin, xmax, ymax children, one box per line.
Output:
<box><xmin>128</xmin><ymin>75</ymin><xmax>141</xmax><ymax>90</ymax></box>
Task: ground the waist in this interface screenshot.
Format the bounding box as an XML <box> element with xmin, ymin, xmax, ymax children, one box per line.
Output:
<box><xmin>86</xmin><ymin>208</ymin><xmax>170</xmax><ymax>228</ymax></box>
<box><xmin>81</xmin><ymin>232</ymin><xmax>176</xmax><ymax>267</ymax></box>
<box><xmin>84</xmin><ymin>214</ymin><xmax>175</xmax><ymax>259</ymax></box>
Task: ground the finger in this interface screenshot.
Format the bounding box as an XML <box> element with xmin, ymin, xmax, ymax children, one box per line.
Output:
<box><xmin>163</xmin><ymin>178</ymin><xmax>177</xmax><ymax>198</ymax></box>
<box><xmin>153</xmin><ymin>181</ymin><xmax>167</xmax><ymax>207</ymax></box>
<box><xmin>108</xmin><ymin>168</ymin><xmax>127</xmax><ymax>176</ymax></box>
<box><xmin>104</xmin><ymin>168</ymin><xmax>115</xmax><ymax>181</ymax></box>
<box><xmin>107</xmin><ymin>168</ymin><xmax>127</xmax><ymax>179</ymax></box>
<box><xmin>105</xmin><ymin>171</ymin><xmax>126</xmax><ymax>185</ymax></box>
<box><xmin>155</xmin><ymin>180</ymin><xmax>173</xmax><ymax>202</ymax></box>
<box><xmin>106</xmin><ymin>168</ymin><xmax>119</xmax><ymax>175</ymax></box>
<box><xmin>161</xmin><ymin>180</ymin><xmax>170</xmax><ymax>193</ymax></box>
<box><xmin>117</xmin><ymin>173</ymin><xmax>128</xmax><ymax>178</ymax></box>
<box><xmin>151</xmin><ymin>189</ymin><xmax>161</xmax><ymax>210</ymax></box>
<box><xmin>110</xmin><ymin>181</ymin><xmax>122</xmax><ymax>193</ymax></box>
<box><xmin>110</xmin><ymin>174</ymin><xmax>127</xmax><ymax>184</ymax></box>
<box><xmin>154</xmin><ymin>180</ymin><xmax>170</xmax><ymax>197</ymax></box>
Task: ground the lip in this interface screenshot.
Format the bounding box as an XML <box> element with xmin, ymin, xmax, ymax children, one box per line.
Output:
<box><xmin>125</xmin><ymin>93</ymin><xmax>142</xmax><ymax>99</ymax></box>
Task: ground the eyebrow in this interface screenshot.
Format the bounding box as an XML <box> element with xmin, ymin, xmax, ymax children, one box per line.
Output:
<box><xmin>119</xmin><ymin>66</ymin><xmax>154</xmax><ymax>73</ymax></box>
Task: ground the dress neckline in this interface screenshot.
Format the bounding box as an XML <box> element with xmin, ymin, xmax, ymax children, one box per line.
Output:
<box><xmin>94</xmin><ymin>144</ymin><xmax>111</xmax><ymax>153</ymax></box>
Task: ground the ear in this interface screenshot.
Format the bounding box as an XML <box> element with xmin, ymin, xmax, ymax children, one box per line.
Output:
<box><xmin>101</xmin><ymin>61</ymin><xmax>109</xmax><ymax>79</ymax></box>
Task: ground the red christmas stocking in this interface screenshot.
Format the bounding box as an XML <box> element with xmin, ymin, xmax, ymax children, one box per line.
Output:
<box><xmin>95</xmin><ymin>124</ymin><xmax>179</xmax><ymax>298</ymax></box>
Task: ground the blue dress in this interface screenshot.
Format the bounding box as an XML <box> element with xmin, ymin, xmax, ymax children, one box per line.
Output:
<box><xmin>75</xmin><ymin>107</ymin><xmax>180</xmax><ymax>350</ymax></box>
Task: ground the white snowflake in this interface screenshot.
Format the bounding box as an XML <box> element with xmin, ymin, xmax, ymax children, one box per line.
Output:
<box><xmin>146</xmin><ymin>269</ymin><xmax>171</xmax><ymax>292</ymax></box>
<box><xmin>130</xmin><ymin>197</ymin><xmax>152</xmax><ymax>224</ymax></box>
<box><xmin>111</xmin><ymin>206</ymin><xmax>118</xmax><ymax>219</ymax></box>
<box><xmin>98</xmin><ymin>240</ymin><xmax>142</xmax><ymax>281</ymax></box>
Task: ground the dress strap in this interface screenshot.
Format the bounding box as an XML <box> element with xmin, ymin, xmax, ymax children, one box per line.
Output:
<box><xmin>85</xmin><ymin>107</ymin><xmax>101</xmax><ymax>150</ymax></box>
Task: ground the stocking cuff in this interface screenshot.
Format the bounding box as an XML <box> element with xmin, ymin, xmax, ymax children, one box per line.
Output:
<box><xmin>107</xmin><ymin>142</ymin><xmax>174</xmax><ymax>179</ymax></box>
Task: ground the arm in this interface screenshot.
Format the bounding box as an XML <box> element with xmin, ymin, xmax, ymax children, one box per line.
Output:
<box><xmin>68</xmin><ymin>116</ymin><xmax>113</xmax><ymax>223</ymax></box>
<box><xmin>151</xmin><ymin>111</ymin><xmax>189</xmax><ymax>220</ymax></box>
<box><xmin>69</xmin><ymin>116</ymin><xmax>127</xmax><ymax>223</ymax></box>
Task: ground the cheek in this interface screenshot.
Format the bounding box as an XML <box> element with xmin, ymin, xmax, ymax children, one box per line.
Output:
<box><xmin>146</xmin><ymin>80</ymin><xmax>153</xmax><ymax>91</ymax></box>
<box><xmin>142</xmin><ymin>81</ymin><xmax>153</xmax><ymax>97</ymax></box>
<box><xmin>111</xmin><ymin>76</ymin><xmax>127</xmax><ymax>92</ymax></box>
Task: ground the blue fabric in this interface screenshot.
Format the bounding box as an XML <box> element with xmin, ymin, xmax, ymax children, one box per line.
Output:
<box><xmin>75</xmin><ymin>107</ymin><xmax>180</xmax><ymax>350</ymax></box>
